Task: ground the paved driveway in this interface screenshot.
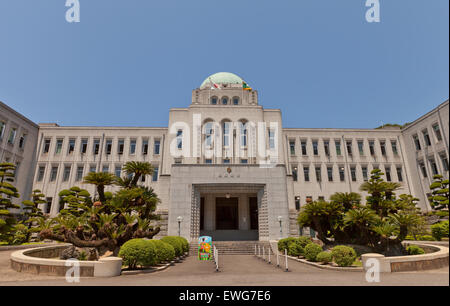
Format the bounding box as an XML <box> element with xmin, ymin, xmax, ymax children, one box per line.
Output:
<box><xmin>0</xmin><ymin>252</ymin><xmax>448</xmax><ymax>286</ymax></box>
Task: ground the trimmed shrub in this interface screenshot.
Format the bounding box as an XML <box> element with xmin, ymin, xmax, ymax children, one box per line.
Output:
<box><xmin>148</xmin><ymin>240</ymin><xmax>176</xmax><ymax>263</ymax></box>
<box><xmin>297</xmin><ymin>236</ymin><xmax>312</xmax><ymax>248</ymax></box>
<box><xmin>431</xmin><ymin>221</ymin><xmax>449</xmax><ymax>241</ymax></box>
<box><xmin>331</xmin><ymin>245</ymin><xmax>357</xmax><ymax>267</ymax></box>
<box><xmin>304</xmin><ymin>243</ymin><xmax>323</xmax><ymax>262</ymax></box>
<box><xmin>161</xmin><ymin>236</ymin><xmax>184</xmax><ymax>257</ymax></box>
<box><xmin>406</xmin><ymin>245</ymin><xmax>425</xmax><ymax>255</ymax></box>
<box><xmin>316</xmin><ymin>251</ymin><xmax>332</xmax><ymax>264</ymax></box>
<box><xmin>278</xmin><ymin>237</ymin><xmax>296</xmax><ymax>252</ymax></box>
<box><xmin>288</xmin><ymin>242</ymin><xmax>303</xmax><ymax>257</ymax></box>
<box><xmin>119</xmin><ymin>239</ymin><xmax>157</xmax><ymax>269</ymax></box>
<box><xmin>178</xmin><ymin>236</ymin><xmax>190</xmax><ymax>253</ymax></box>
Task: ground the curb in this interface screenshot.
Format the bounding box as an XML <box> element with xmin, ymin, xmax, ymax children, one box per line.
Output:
<box><xmin>0</xmin><ymin>243</ymin><xmax>57</xmax><ymax>252</ymax></box>
<box><xmin>286</xmin><ymin>255</ymin><xmax>363</xmax><ymax>272</ymax></box>
<box><xmin>120</xmin><ymin>254</ymin><xmax>189</xmax><ymax>276</ymax></box>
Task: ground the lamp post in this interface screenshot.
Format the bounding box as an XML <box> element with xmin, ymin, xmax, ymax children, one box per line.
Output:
<box><xmin>278</xmin><ymin>215</ymin><xmax>283</xmax><ymax>239</ymax></box>
<box><xmin>177</xmin><ymin>216</ymin><xmax>183</xmax><ymax>237</ymax></box>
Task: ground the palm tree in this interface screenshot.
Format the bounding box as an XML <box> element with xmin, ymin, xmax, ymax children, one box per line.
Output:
<box><xmin>388</xmin><ymin>213</ymin><xmax>420</xmax><ymax>242</ymax></box>
<box><xmin>83</xmin><ymin>172</ymin><xmax>116</xmax><ymax>203</ymax></box>
<box><xmin>123</xmin><ymin>161</ymin><xmax>154</xmax><ymax>187</ymax></box>
<box><xmin>330</xmin><ymin>192</ymin><xmax>361</xmax><ymax>210</ymax></box>
<box><xmin>344</xmin><ymin>207</ymin><xmax>380</xmax><ymax>245</ymax></box>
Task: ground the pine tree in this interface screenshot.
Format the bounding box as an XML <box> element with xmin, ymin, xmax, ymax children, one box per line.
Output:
<box><xmin>429</xmin><ymin>175</ymin><xmax>449</xmax><ymax>210</ymax></box>
<box><xmin>0</xmin><ymin>163</ymin><xmax>20</xmax><ymax>243</ymax></box>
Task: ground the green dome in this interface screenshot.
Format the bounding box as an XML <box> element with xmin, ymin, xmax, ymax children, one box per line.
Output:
<box><xmin>200</xmin><ymin>72</ymin><xmax>243</xmax><ymax>88</ymax></box>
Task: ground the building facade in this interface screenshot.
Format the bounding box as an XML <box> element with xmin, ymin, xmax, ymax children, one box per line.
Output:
<box><xmin>1</xmin><ymin>72</ymin><xmax>449</xmax><ymax>241</ymax></box>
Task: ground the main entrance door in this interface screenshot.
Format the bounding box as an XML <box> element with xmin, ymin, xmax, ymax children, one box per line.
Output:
<box><xmin>216</xmin><ymin>197</ymin><xmax>239</xmax><ymax>230</ymax></box>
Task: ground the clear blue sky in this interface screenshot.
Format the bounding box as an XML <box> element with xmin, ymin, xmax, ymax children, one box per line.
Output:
<box><xmin>0</xmin><ymin>0</ymin><xmax>448</xmax><ymax>128</ymax></box>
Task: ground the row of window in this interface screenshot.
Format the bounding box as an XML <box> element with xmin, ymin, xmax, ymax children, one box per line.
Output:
<box><xmin>291</xmin><ymin>164</ymin><xmax>404</xmax><ymax>183</ymax></box>
<box><xmin>418</xmin><ymin>153</ymin><xmax>449</xmax><ymax>179</ymax></box>
<box><xmin>42</xmin><ymin>137</ymin><xmax>161</xmax><ymax>156</ymax></box>
<box><xmin>288</xmin><ymin>138</ymin><xmax>399</xmax><ymax>158</ymax></box>
<box><xmin>412</xmin><ymin>123</ymin><xmax>443</xmax><ymax>151</ymax></box>
<box><xmin>210</xmin><ymin>96</ymin><xmax>240</xmax><ymax>105</ymax></box>
<box><xmin>0</xmin><ymin>121</ymin><xmax>27</xmax><ymax>149</ymax></box>
<box><xmin>36</xmin><ymin>164</ymin><xmax>160</xmax><ymax>183</ymax></box>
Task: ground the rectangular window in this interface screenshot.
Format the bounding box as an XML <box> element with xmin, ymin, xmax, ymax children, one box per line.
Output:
<box><xmin>413</xmin><ymin>135</ymin><xmax>421</xmax><ymax>151</ymax></box>
<box><xmin>205</xmin><ymin>159</ymin><xmax>212</xmax><ymax>164</ymax></box>
<box><xmin>43</xmin><ymin>139</ymin><xmax>51</xmax><ymax>153</ymax></box>
<box><xmin>37</xmin><ymin>166</ymin><xmax>45</xmax><ymax>182</ymax></box>
<box><xmin>8</xmin><ymin>128</ymin><xmax>16</xmax><ymax>144</ymax></box>
<box><xmin>63</xmin><ymin>166</ymin><xmax>71</xmax><ymax>182</ymax></box>
<box><xmin>301</xmin><ymin>140</ymin><xmax>307</xmax><ymax>155</ymax></box>
<box><xmin>154</xmin><ymin>140</ymin><xmax>161</xmax><ymax>154</ymax></box>
<box><xmin>89</xmin><ymin>165</ymin><xmax>96</xmax><ymax>173</ymax></box>
<box><xmin>76</xmin><ymin>166</ymin><xmax>84</xmax><ymax>181</ymax></box>
<box><xmin>50</xmin><ymin>166</ymin><xmax>58</xmax><ymax>182</ymax></box>
<box><xmin>289</xmin><ymin>141</ymin><xmax>295</xmax><ymax>156</ymax></box>
<box><xmin>440</xmin><ymin>154</ymin><xmax>449</xmax><ymax>172</ymax></box>
<box><xmin>240</xmin><ymin>159</ymin><xmax>248</xmax><ymax>164</ymax></box>
<box><xmin>429</xmin><ymin>159</ymin><xmax>438</xmax><ymax>175</ymax></box>
<box><xmin>380</xmin><ymin>141</ymin><xmax>386</xmax><ymax>156</ymax></box>
<box><xmin>142</xmin><ymin>139</ymin><xmax>149</xmax><ymax>155</ymax></box>
<box><xmin>339</xmin><ymin>166</ymin><xmax>345</xmax><ymax>182</ymax></box>
<box><xmin>358</xmin><ymin>140</ymin><xmax>364</xmax><ymax>155</ymax></box>
<box><xmin>385</xmin><ymin>166</ymin><xmax>391</xmax><ymax>182</ymax></box>
<box><xmin>324</xmin><ymin>140</ymin><xmax>330</xmax><ymax>156</ymax></box>
<box><xmin>327</xmin><ymin>166</ymin><xmax>333</xmax><ymax>182</ymax></box>
<box><xmin>130</xmin><ymin>139</ymin><xmax>136</xmax><ymax>154</ymax></box>
<box><xmin>419</xmin><ymin>162</ymin><xmax>427</xmax><ymax>178</ymax></box>
<box><xmin>177</xmin><ymin>130</ymin><xmax>183</xmax><ymax>149</ymax></box>
<box><xmin>115</xmin><ymin>165</ymin><xmax>122</xmax><ymax>178</ymax></box>
<box><xmin>93</xmin><ymin>139</ymin><xmax>100</xmax><ymax>155</ymax></box>
<box><xmin>315</xmin><ymin>166</ymin><xmax>321</xmax><ymax>182</ymax></box>
<box><xmin>105</xmin><ymin>139</ymin><xmax>112</xmax><ymax>155</ymax></box>
<box><xmin>152</xmin><ymin>166</ymin><xmax>159</xmax><ymax>181</ymax></box>
<box><xmin>391</xmin><ymin>140</ymin><xmax>398</xmax><ymax>155</ymax></box>
<box><xmin>268</xmin><ymin>129</ymin><xmax>275</xmax><ymax>149</ymax></box>
<box><xmin>422</xmin><ymin>129</ymin><xmax>431</xmax><ymax>146</ymax></box>
<box><xmin>45</xmin><ymin>198</ymin><xmax>52</xmax><ymax>214</ymax></box>
<box><xmin>102</xmin><ymin>165</ymin><xmax>109</xmax><ymax>173</ymax></box>
<box><xmin>433</xmin><ymin>124</ymin><xmax>442</xmax><ymax>141</ymax></box>
<box><xmin>303</xmin><ymin>166</ymin><xmax>310</xmax><ymax>182</ymax></box>
<box><xmin>0</xmin><ymin>121</ymin><xmax>5</xmax><ymax>139</ymax></box>
<box><xmin>362</xmin><ymin>166</ymin><xmax>368</xmax><ymax>181</ymax></box>
<box><xmin>118</xmin><ymin>139</ymin><xmax>124</xmax><ymax>155</ymax></box>
<box><xmin>346</xmin><ymin>141</ymin><xmax>352</xmax><ymax>155</ymax></box>
<box><xmin>19</xmin><ymin>134</ymin><xmax>26</xmax><ymax>149</ymax></box>
<box><xmin>369</xmin><ymin>140</ymin><xmax>375</xmax><ymax>155</ymax></box>
<box><xmin>223</xmin><ymin>159</ymin><xmax>230</xmax><ymax>164</ymax></box>
<box><xmin>68</xmin><ymin>138</ymin><xmax>75</xmax><ymax>154</ymax></box>
<box><xmin>55</xmin><ymin>139</ymin><xmax>63</xmax><ymax>154</ymax></box>
<box><xmin>335</xmin><ymin>140</ymin><xmax>341</xmax><ymax>156</ymax></box>
<box><xmin>396</xmin><ymin>166</ymin><xmax>403</xmax><ymax>182</ymax></box>
<box><xmin>292</xmin><ymin>166</ymin><xmax>298</xmax><ymax>181</ymax></box>
<box><xmin>350</xmin><ymin>167</ymin><xmax>357</xmax><ymax>182</ymax></box>
<box><xmin>81</xmin><ymin>138</ymin><xmax>88</xmax><ymax>154</ymax></box>
<box><xmin>312</xmin><ymin>141</ymin><xmax>318</xmax><ymax>156</ymax></box>
<box><xmin>223</xmin><ymin>123</ymin><xmax>230</xmax><ymax>147</ymax></box>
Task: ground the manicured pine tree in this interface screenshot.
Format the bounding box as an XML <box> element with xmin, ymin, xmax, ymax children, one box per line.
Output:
<box><xmin>0</xmin><ymin>163</ymin><xmax>20</xmax><ymax>243</ymax></box>
<box><xmin>429</xmin><ymin>175</ymin><xmax>449</xmax><ymax>211</ymax></box>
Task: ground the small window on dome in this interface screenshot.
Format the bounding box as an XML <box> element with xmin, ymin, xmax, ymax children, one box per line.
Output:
<box><xmin>222</xmin><ymin>97</ymin><xmax>228</xmax><ymax>105</ymax></box>
<box><xmin>211</xmin><ymin>97</ymin><xmax>217</xmax><ymax>105</ymax></box>
<box><xmin>233</xmin><ymin>97</ymin><xmax>239</xmax><ymax>105</ymax></box>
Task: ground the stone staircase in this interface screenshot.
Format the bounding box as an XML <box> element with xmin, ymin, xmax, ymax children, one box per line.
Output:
<box><xmin>189</xmin><ymin>241</ymin><xmax>272</xmax><ymax>255</ymax></box>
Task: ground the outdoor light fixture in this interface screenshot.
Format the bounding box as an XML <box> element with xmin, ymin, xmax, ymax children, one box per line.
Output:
<box><xmin>278</xmin><ymin>216</ymin><xmax>283</xmax><ymax>239</ymax></box>
<box><xmin>177</xmin><ymin>216</ymin><xmax>183</xmax><ymax>236</ymax></box>
<box><xmin>225</xmin><ymin>193</ymin><xmax>231</xmax><ymax>199</ymax></box>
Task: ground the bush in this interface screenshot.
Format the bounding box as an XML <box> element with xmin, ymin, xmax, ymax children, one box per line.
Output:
<box><xmin>177</xmin><ymin>236</ymin><xmax>190</xmax><ymax>253</ymax></box>
<box><xmin>431</xmin><ymin>221</ymin><xmax>449</xmax><ymax>241</ymax></box>
<box><xmin>304</xmin><ymin>243</ymin><xmax>323</xmax><ymax>262</ymax></box>
<box><xmin>148</xmin><ymin>240</ymin><xmax>175</xmax><ymax>263</ymax></box>
<box><xmin>118</xmin><ymin>239</ymin><xmax>157</xmax><ymax>269</ymax></box>
<box><xmin>407</xmin><ymin>245</ymin><xmax>425</xmax><ymax>255</ymax></box>
<box><xmin>278</xmin><ymin>238</ymin><xmax>296</xmax><ymax>252</ymax></box>
<box><xmin>316</xmin><ymin>251</ymin><xmax>332</xmax><ymax>264</ymax></box>
<box><xmin>297</xmin><ymin>236</ymin><xmax>312</xmax><ymax>249</ymax></box>
<box><xmin>161</xmin><ymin>236</ymin><xmax>184</xmax><ymax>257</ymax></box>
<box><xmin>331</xmin><ymin>245</ymin><xmax>357</xmax><ymax>267</ymax></box>
<box><xmin>417</xmin><ymin>235</ymin><xmax>436</xmax><ymax>241</ymax></box>
<box><xmin>288</xmin><ymin>242</ymin><xmax>303</xmax><ymax>257</ymax></box>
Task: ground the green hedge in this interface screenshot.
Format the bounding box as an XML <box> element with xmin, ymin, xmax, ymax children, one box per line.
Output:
<box><xmin>304</xmin><ymin>243</ymin><xmax>323</xmax><ymax>262</ymax></box>
<box><xmin>316</xmin><ymin>251</ymin><xmax>332</xmax><ymax>264</ymax></box>
<box><xmin>118</xmin><ymin>239</ymin><xmax>157</xmax><ymax>269</ymax></box>
<box><xmin>161</xmin><ymin>236</ymin><xmax>187</xmax><ymax>257</ymax></box>
<box><xmin>278</xmin><ymin>238</ymin><xmax>297</xmax><ymax>252</ymax></box>
<box><xmin>331</xmin><ymin>245</ymin><xmax>356</xmax><ymax>267</ymax></box>
<box><xmin>431</xmin><ymin>221</ymin><xmax>449</xmax><ymax>241</ymax></box>
<box><xmin>148</xmin><ymin>240</ymin><xmax>176</xmax><ymax>263</ymax></box>
<box><xmin>406</xmin><ymin>245</ymin><xmax>425</xmax><ymax>255</ymax></box>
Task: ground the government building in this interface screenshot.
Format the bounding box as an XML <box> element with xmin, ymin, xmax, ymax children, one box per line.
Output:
<box><xmin>1</xmin><ymin>72</ymin><xmax>449</xmax><ymax>242</ymax></box>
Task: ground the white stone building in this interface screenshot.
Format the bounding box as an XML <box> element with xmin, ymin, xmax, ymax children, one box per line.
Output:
<box><xmin>1</xmin><ymin>72</ymin><xmax>449</xmax><ymax>241</ymax></box>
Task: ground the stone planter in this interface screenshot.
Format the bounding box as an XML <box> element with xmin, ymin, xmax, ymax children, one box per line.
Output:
<box><xmin>10</xmin><ymin>245</ymin><xmax>122</xmax><ymax>277</ymax></box>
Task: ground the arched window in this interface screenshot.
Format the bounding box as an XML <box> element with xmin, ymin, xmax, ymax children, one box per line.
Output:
<box><xmin>204</xmin><ymin>121</ymin><xmax>213</xmax><ymax>147</ymax></box>
<box><xmin>211</xmin><ymin>96</ymin><xmax>218</xmax><ymax>105</ymax></box>
<box><xmin>222</xmin><ymin>97</ymin><xmax>228</xmax><ymax>105</ymax></box>
<box><xmin>239</xmin><ymin>121</ymin><xmax>248</xmax><ymax>147</ymax></box>
<box><xmin>233</xmin><ymin>97</ymin><xmax>240</xmax><ymax>105</ymax></box>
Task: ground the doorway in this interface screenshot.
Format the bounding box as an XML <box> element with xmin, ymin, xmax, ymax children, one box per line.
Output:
<box><xmin>215</xmin><ymin>197</ymin><xmax>239</xmax><ymax>230</ymax></box>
